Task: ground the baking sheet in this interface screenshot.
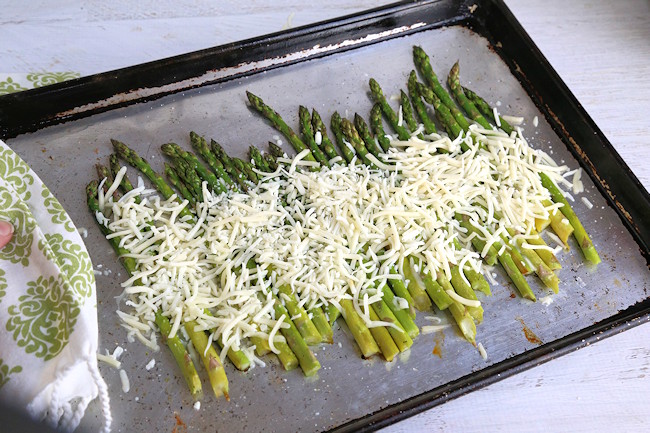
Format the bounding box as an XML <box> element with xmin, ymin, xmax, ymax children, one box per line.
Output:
<box><xmin>3</xmin><ymin>3</ymin><xmax>650</xmax><ymax>433</ymax></box>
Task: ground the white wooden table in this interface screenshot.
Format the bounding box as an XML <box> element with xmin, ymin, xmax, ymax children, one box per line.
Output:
<box><xmin>1</xmin><ymin>1</ymin><xmax>648</xmax><ymax>431</ymax></box>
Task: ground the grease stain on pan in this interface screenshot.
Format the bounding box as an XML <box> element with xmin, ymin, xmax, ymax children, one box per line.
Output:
<box><xmin>58</xmin><ymin>23</ymin><xmax>427</xmax><ymax>119</ymax></box>
<box><xmin>516</xmin><ymin>317</ymin><xmax>542</xmax><ymax>345</ymax></box>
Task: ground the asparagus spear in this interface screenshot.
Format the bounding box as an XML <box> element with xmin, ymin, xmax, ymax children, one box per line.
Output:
<box><xmin>370</xmin><ymin>296</ymin><xmax>413</xmax><ymax>352</ymax></box>
<box><xmin>449</xmin><ymin>266</ymin><xmax>483</xmax><ymax>323</ymax></box>
<box><xmin>264</xmin><ymin>149</ymin><xmax>279</xmax><ymax>171</ymax></box>
<box><xmin>109</xmin><ymin>153</ymin><xmax>140</xmax><ymax>203</ymax></box>
<box><xmin>330</xmin><ymin>111</ymin><xmax>357</xmax><ymax>164</ymax></box>
<box><xmin>87</xmin><ymin>180</ymin><xmax>203</xmax><ymax>399</ymax></box>
<box><xmin>233</xmin><ymin>157</ymin><xmax>259</xmax><ymax>184</ymax></box>
<box><xmin>400</xmin><ymin>89</ymin><xmax>419</xmax><ymax>135</ymax></box>
<box><xmin>368</xmin><ymin>78</ymin><xmax>411</xmax><ymax>140</ymax></box>
<box><xmin>412</xmin><ymin>46</ymin><xmax>470</xmax><ymax>131</ymax></box>
<box><xmin>246</xmin><ymin>91</ymin><xmax>317</xmax><ymax>164</ymax></box>
<box><xmin>367</xmin><ymin>308</ymin><xmax>399</xmax><ymax>362</ymax></box>
<box><xmin>202</xmin><ymin>310</ymin><xmax>252</xmax><ymax>372</ymax></box>
<box><xmin>298</xmin><ymin>105</ymin><xmax>330</xmax><ymax>166</ymax></box>
<box><xmin>112</xmin><ymin>139</ymin><xmax>194</xmax><ymax>220</ymax></box>
<box><xmin>354</xmin><ymin>113</ymin><xmax>384</xmax><ymax>159</ymax></box>
<box><xmin>340</xmin><ymin>299</ymin><xmax>380</xmax><ymax>358</ymax></box>
<box><xmin>184</xmin><ymin>320</ymin><xmax>229</xmax><ymax>399</ymax></box>
<box><xmin>271</xmin><ymin>296</ymin><xmax>321</xmax><ymax>375</ymax></box>
<box><xmin>165</xmin><ymin>163</ymin><xmax>196</xmax><ymax>205</ymax></box>
<box><xmin>161</xmin><ymin>142</ymin><xmax>226</xmax><ymax>194</ymax></box>
<box><xmin>447</xmin><ymin>62</ymin><xmax>492</xmax><ymax>129</ymax></box>
<box><xmin>189</xmin><ymin>131</ymin><xmax>235</xmax><ymax>188</ymax></box>
<box><xmin>540</xmin><ymin>173</ymin><xmax>600</xmax><ymax>264</ymax></box>
<box><xmin>249</xmin><ymin>146</ymin><xmax>270</xmax><ymax>172</ymax></box>
<box><xmin>340</xmin><ymin>117</ymin><xmax>376</xmax><ymax>167</ymax></box>
<box><xmin>407</xmin><ymin>70</ymin><xmax>437</xmax><ymax>134</ymax></box>
<box><xmin>543</xmin><ymin>199</ymin><xmax>574</xmax><ymax>246</ymax></box>
<box><xmin>380</xmin><ymin>284</ymin><xmax>419</xmax><ymax>338</ymax></box>
<box><xmin>520</xmin><ymin>228</ymin><xmax>562</xmax><ymax>271</ymax></box>
<box><xmin>211</xmin><ymin>139</ymin><xmax>250</xmax><ymax>191</ymax></box>
<box><xmin>417</xmin><ymin>82</ymin><xmax>464</xmax><ymax>141</ymax></box>
<box><xmin>401</xmin><ymin>258</ymin><xmax>434</xmax><ymax>311</ymax></box>
<box><xmin>96</xmin><ymin>163</ymin><xmax>120</xmax><ymax>199</ymax></box>
<box><xmin>311</xmin><ymin>109</ymin><xmax>341</xmax><ymax>161</ymax></box>
<box><xmin>156</xmin><ymin>312</ymin><xmax>204</xmax><ymax>400</ymax></box>
<box><xmin>462</xmin><ymin>86</ymin><xmax>514</xmax><ymax>135</ymax></box>
<box><xmin>508</xmin><ymin>229</ymin><xmax>559</xmax><ymax>293</ymax></box>
<box><xmin>370</xmin><ymin>103</ymin><xmax>392</xmax><ymax>152</ymax></box>
<box><xmin>277</xmin><ymin>284</ymin><xmax>322</xmax><ymax>345</ymax></box>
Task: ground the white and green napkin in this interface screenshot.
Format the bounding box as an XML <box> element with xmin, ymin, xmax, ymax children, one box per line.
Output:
<box><xmin>0</xmin><ymin>139</ymin><xmax>111</xmax><ymax>432</ymax></box>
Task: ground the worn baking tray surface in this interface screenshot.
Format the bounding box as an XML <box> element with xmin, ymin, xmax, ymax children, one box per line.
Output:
<box><xmin>2</xmin><ymin>1</ymin><xmax>649</xmax><ymax>432</ymax></box>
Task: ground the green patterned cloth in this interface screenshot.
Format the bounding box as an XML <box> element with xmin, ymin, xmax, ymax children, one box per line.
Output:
<box><xmin>0</xmin><ymin>140</ymin><xmax>110</xmax><ymax>432</ymax></box>
<box><xmin>0</xmin><ymin>72</ymin><xmax>81</xmax><ymax>95</ymax></box>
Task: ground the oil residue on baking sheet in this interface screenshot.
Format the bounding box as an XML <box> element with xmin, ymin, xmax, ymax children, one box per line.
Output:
<box><xmin>172</xmin><ymin>413</ymin><xmax>187</xmax><ymax>433</ymax></box>
<box><xmin>432</xmin><ymin>330</ymin><xmax>445</xmax><ymax>358</ymax></box>
<box><xmin>516</xmin><ymin>317</ymin><xmax>542</xmax><ymax>345</ymax></box>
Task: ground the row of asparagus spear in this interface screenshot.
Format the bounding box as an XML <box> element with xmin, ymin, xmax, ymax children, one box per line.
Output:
<box><xmin>88</xmin><ymin>45</ymin><xmax>599</xmax><ymax>400</ymax></box>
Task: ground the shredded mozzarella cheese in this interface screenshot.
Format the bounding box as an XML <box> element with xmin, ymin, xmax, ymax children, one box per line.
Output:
<box><xmin>104</xmin><ymin>126</ymin><xmax>570</xmax><ymax>357</ymax></box>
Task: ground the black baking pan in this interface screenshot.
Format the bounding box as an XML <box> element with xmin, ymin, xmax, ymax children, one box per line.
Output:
<box><xmin>1</xmin><ymin>1</ymin><xmax>649</xmax><ymax>432</ymax></box>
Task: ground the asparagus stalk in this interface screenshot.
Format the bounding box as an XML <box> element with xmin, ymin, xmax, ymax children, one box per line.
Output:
<box><xmin>447</xmin><ymin>62</ymin><xmax>492</xmax><ymax>129</ymax></box>
<box><xmin>540</xmin><ymin>173</ymin><xmax>600</xmax><ymax>264</ymax></box>
<box><xmin>264</xmin><ymin>150</ymin><xmax>279</xmax><ymax>171</ymax></box>
<box><xmin>368</xmin><ymin>78</ymin><xmax>411</xmax><ymax>141</ymax></box>
<box><xmin>155</xmin><ymin>312</ymin><xmax>204</xmax><ymax>400</ymax></box>
<box><xmin>370</xmin><ymin>296</ymin><xmax>413</xmax><ymax>352</ymax></box>
<box><xmin>401</xmin><ymin>258</ymin><xmax>434</xmax><ymax>311</ymax></box>
<box><xmin>271</xmin><ymin>296</ymin><xmax>321</xmax><ymax>375</ymax></box>
<box><xmin>462</xmin><ymin>86</ymin><xmax>514</xmax><ymax>134</ymax></box>
<box><xmin>184</xmin><ymin>320</ymin><xmax>229</xmax><ymax>400</ymax></box>
<box><xmin>543</xmin><ymin>199</ymin><xmax>574</xmax><ymax>246</ymax></box>
<box><xmin>246</xmin><ymin>91</ymin><xmax>317</xmax><ymax>164</ymax></box>
<box><xmin>112</xmin><ymin>139</ymin><xmax>194</xmax><ymax>219</ymax></box>
<box><xmin>449</xmin><ymin>266</ymin><xmax>484</xmax><ymax>323</ymax></box>
<box><xmin>354</xmin><ymin>113</ymin><xmax>384</xmax><ymax>158</ymax></box>
<box><xmin>370</xmin><ymin>103</ymin><xmax>392</xmax><ymax>152</ymax></box>
<box><xmin>161</xmin><ymin>142</ymin><xmax>226</xmax><ymax>194</ymax></box>
<box><xmin>249</xmin><ymin>146</ymin><xmax>270</xmax><ymax>172</ymax></box>
<box><xmin>508</xmin><ymin>229</ymin><xmax>559</xmax><ymax>293</ymax></box>
<box><xmin>311</xmin><ymin>109</ymin><xmax>341</xmax><ymax>161</ymax></box>
<box><xmin>339</xmin><ymin>299</ymin><xmax>380</xmax><ymax>358</ymax></box>
<box><xmin>277</xmin><ymin>284</ymin><xmax>322</xmax><ymax>345</ymax></box>
<box><xmin>96</xmin><ymin>163</ymin><xmax>120</xmax><ymax>199</ymax></box>
<box><xmin>367</xmin><ymin>308</ymin><xmax>399</xmax><ymax>362</ymax></box>
<box><xmin>211</xmin><ymin>139</ymin><xmax>249</xmax><ymax>191</ymax></box>
<box><xmin>417</xmin><ymin>82</ymin><xmax>464</xmax><ymax>141</ymax></box>
<box><xmin>412</xmin><ymin>46</ymin><xmax>470</xmax><ymax>131</ymax></box>
<box><xmin>298</xmin><ymin>105</ymin><xmax>330</xmax><ymax>166</ymax></box>
<box><xmin>87</xmin><ymin>180</ymin><xmax>204</xmax><ymax>398</ymax></box>
<box><xmin>521</xmin><ymin>228</ymin><xmax>562</xmax><ymax>271</ymax></box>
<box><xmin>379</xmin><ymin>284</ymin><xmax>419</xmax><ymax>338</ymax></box>
<box><xmin>165</xmin><ymin>163</ymin><xmax>196</xmax><ymax>205</ymax></box>
<box><xmin>407</xmin><ymin>70</ymin><xmax>437</xmax><ymax>134</ymax></box>
<box><xmin>400</xmin><ymin>89</ymin><xmax>420</xmax><ymax>135</ymax></box>
<box><xmin>202</xmin><ymin>310</ymin><xmax>252</xmax><ymax>372</ymax></box>
<box><xmin>233</xmin><ymin>157</ymin><xmax>259</xmax><ymax>184</ymax></box>
<box><xmin>340</xmin><ymin>117</ymin><xmax>376</xmax><ymax>167</ymax></box>
<box><xmin>330</xmin><ymin>111</ymin><xmax>357</xmax><ymax>164</ymax></box>
<box><xmin>189</xmin><ymin>131</ymin><xmax>235</xmax><ymax>188</ymax></box>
